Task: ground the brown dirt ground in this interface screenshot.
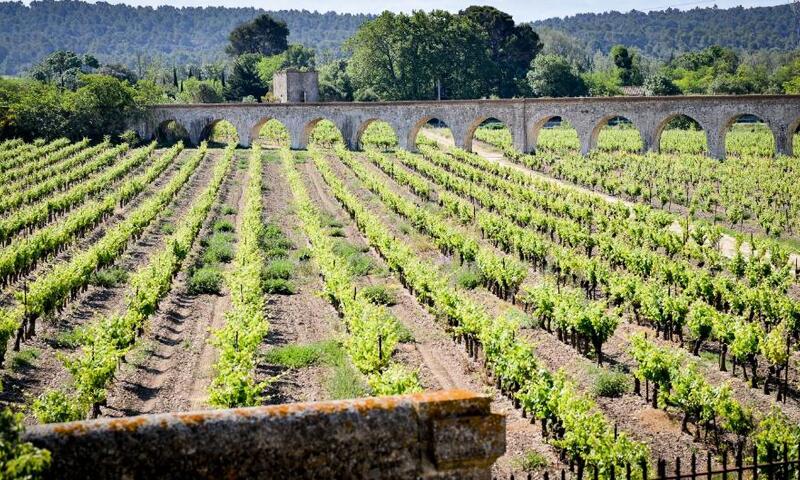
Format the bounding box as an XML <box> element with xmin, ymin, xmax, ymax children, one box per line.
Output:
<box><xmin>103</xmin><ymin>149</ymin><xmax>241</xmax><ymax>416</ymax></box>
<box><xmin>253</xmin><ymin>154</ymin><xmax>341</xmax><ymax>404</ymax></box>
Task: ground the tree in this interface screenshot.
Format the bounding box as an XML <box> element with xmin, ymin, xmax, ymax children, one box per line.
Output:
<box><xmin>177</xmin><ymin>78</ymin><xmax>223</xmax><ymax>103</ymax></box>
<box><xmin>346</xmin><ymin>10</ymin><xmax>491</xmax><ymax>101</ymax></box>
<box><xmin>459</xmin><ymin>6</ymin><xmax>542</xmax><ymax>97</ymax></box>
<box><xmin>224</xmin><ymin>53</ymin><xmax>267</xmax><ymax>101</ymax></box>
<box><xmin>582</xmin><ymin>70</ymin><xmax>622</xmax><ymax>96</ymax></box>
<box><xmin>70</xmin><ymin>74</ymin><xmax>138</xmax><ymax>139</ymax></box>
<box><xmin>29</xmin><ymin>50</ymin><xmax>84</xmax><ymax>90</ymax></box>
<box><xmin>256</xmin><ymin>44</ymin><xmax>316</xmax><ymax>90</ymax></box>
<box><xmin>610</xmin><ymin>45</ymin><xmax>643</xmax><ymax>86</ymax></box>
<box><xmin>537</xmin><ymin>27</ymin><xmax>591</xmax><ymax>71</ymax></box>
<box><xmin>96</xmin><ymin>64</ymin><xmax>138</xmax><ymax>84</ymax></box>
<box><xmin>6</xmin><ymin>80</ymin><xmax>72</xmax><ymax>140</ymax></box>
<box><xmin>527</xmin><ymin>54</ymin><xmax>588</xmax><ymax>97</ymax></box>
<box><xmin>283</xmin><ymin>44</ymin><xmax>315</xmax><ymax>71</ymax></box>
<box><xmin>256</xmin><ymin>54</ymin><xmax>286</xmax><ymax>88</ymax></box>
<box><xmin>644</xmin><ymin>72</ymin><xmax>681</xmax><ymax>96</ymax></box>
<box><xmin>226</xmin><ymin>14</ymin><xmax>289</xmax><ymax>57</ymax></box>
<box><xmin>319</xmin><ymin>60</ymin><xmax>353</xmax><ymax>101</ymax></box>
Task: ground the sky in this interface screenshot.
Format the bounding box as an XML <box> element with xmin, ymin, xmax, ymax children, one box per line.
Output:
<box><xmin>68</xmin><ymin>0</ymin><xmax>792</xmax><ymax>22</ymax></box>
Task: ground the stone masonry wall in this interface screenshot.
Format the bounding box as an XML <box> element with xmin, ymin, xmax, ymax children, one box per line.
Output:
<box><xmin>137</xmin><ymin>95</ymin><xmax>800</xmax><ymax>158</ymax></box>
<box><xmin>24</xmin><ymin>390</ymin><xmax>505</xmax><ymax>480</ymax></box>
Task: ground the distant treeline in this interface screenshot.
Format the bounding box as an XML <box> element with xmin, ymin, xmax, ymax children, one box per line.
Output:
<box><xmin>0</xmin><ymin>0</ymin><xmax>372</xmax><ymax>75</ymax></box>
<box><xmin>533</xmin><ymin>4</ymin><xmax>800</xmax><ymax>59</ymax></box>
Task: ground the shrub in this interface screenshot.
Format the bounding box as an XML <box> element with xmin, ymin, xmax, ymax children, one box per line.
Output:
<box><xmin>160</xmin><ymin>222</ymin><xmax>175</xmax><ymax>235</ymax></box>
<box><xmin>512</xmin><ymin>451</ymin><xmax>548</xmax><ymax>472</ymax></box>
<box><xmin>262</xmin><ymin>223</ymin><xmax>292</xmax><ymax>257</ymax></box>
<box><xmin>202</xmin><ymin>233</ymin><xmax>234</xmax><ymax>264</ymax></box>
<box><xmin>221</xmin><ymin>204</ymin><xmax>236</xmax><ymax>215</ymax></box>
<box><xmin>592</xmin><ymin>369</ymin><xmax>630</xmax><ymax>398</ymax></box>
<box><xmin>90</xmin><ymin>266</ymin><xmax>128</xmax><ymax>287</ymax></box>
<box><xmin>263</xmin><ymin>278</ymin><xmax>295</xmax><ymax>295</ymax></box>
<box><xmin>263</xmin><ymin>341</ymin><xmax>340</xmax><ymax>368</ymax></box>
<box><xmin>326</xmin><ymin>364</ymin><xmax>368</xmax><ymax>400</ymax></box>
<box><xmin>10</xmin><ymin>348</ymin><xmax>39</xmax><ymax>371</ymax></box>
<box><xmin>360</xmin><ymin>285</ymin><xmax>397</xmax><ymax>306</ymax></box>
<box><xmin>264</xmin><ymin>259</ymin><xmax>293</xmax><ymax>280</ymax></box>
<box><xmin>333</xmin><ymin>241</ymin><xmax>376</xmax><ymax>276</ymax></box>
<box><xmin>213</xmin><ymin>219</ymin><xmax>235</xmax><ymax>233</ymax></box>
<box><xmin>188</xmin><ymin>267</ymin><xmax>224</xmax><ymax>295</ymax></box>
<box><xmin>457</xmin><ymin>269</ymin><xmax>481</xmax><ymax>290</ymax></box>
<box><xmin>396</xmin><ymin>323</ymin><xmax>415</xmax><ymax>343</ymax></box>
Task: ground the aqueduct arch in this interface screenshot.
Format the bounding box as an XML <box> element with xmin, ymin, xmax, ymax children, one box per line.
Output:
<box><xmin>654</xmin><ymin>113</ymin><xmax>707</xmax><ymax>154</ymax></box>
<box><xmin>138</xmin><ymin>96</ymin><xmax>800</xmax><ymax>159</ymax></box>
<box><xmin>152</xmin><ymin>119</ymin><xmax>190</xmax><ymax>146</ymax></box>
<box><xmin>407</xmin><ymin>116</ymin><xmax>456</xmax><ymax>150</ymax></box>
<box><xmin>199</xmin><ymin>119</ymin><xmax>240</xmax><ymax>146</ymax></box>
<box><xmin>527</xmin><ymin>114</ymin><xmax>581</xmax><ymax>153</ymax></box>
<box><xmin>464</xmin><ymin>116</ymin><xmax>514</xmax><ymax>153</ymax></box>
<box><xmin>355</xmin><ymin>119</ymin><xmax>399</xmax><ymax>150</ymax></box>
<box><xmin>588</xmin><ymin>114</ymin><xmax>644</xmax><ymax>154</ymax></box>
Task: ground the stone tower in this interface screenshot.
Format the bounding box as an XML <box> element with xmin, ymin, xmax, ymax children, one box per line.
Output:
<box><xmin>273</xmin><ymin>69</ymin><xmax>319</xmax><ymax>103</ymax></box>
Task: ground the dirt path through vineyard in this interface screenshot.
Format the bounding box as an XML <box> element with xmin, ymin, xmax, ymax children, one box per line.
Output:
<box><xmin>103</xmin><ymin>149</ymin><xmax>243</xmax><ymax>416</ymax></box>
<box><xmin>254</xmin><ymin>155</ymin><xmax>340</xmax><ymax>404</ymax></box>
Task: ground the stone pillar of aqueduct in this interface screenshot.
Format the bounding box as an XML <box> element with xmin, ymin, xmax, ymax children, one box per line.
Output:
<box><xmin>136</xmin><ymin>95</ymin><xmax>800</xmax><ymax>159</ymax></box>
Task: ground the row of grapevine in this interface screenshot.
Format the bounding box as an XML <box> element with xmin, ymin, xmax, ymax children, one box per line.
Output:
<box><xmin>0</xmin><ymin>139</ymin><xmax>93</xmax><ymax>194</ymax></box>
<box><xmin>0</xmin><ymin>138</ymin><xmax>27</xmax><ymax>160</ymax></box>
<box><xmin>207</xmin><ymin>146</ymin><xmax>271</xmax><ymax>407</ymax></box>
<box><xmin>628</xmin><ymin>333</ymin><xmax>800</xmax><ymax>464</ymax></box>
<box><xmin>340</xmin><ymin>145</ymin><xmax>526</xmax><ymax>301</ymax></box>
<box><xmin>0</xmin><ymin>143</ymin><xmax>183</xmax><ymax>287</ymax></box>
<box><xmin>0</xmin><ymin>142</ymin><xmax>157</xmax><ymax>246</ymax></box>
<box><xmin>311</xmin><ymin>145</ymin><xmax>648</xmax><ymax>475</ymax></box>
<box><xmin>360</xmin><ymin>138</ymin><xmax>800</xmax><ymax>468</ymax></box>
<box><xmin>394</xmin><ymin>143</ymin><xmax>798</xmax><ymax>396</ymax></box>
<box><xmin>0</xmin><ymin>142</ymin><xmax>130</xmax><ymax>215</ymax></box>
<box><xmin>31</xmin><ymin>144</ymin><xmax>235</xmax><ymax>423</ymax></box>
<box><xmin>435</xmin><ymin>140</ymin><xmax>796</xmax><ymax>295</ymax></box>
<box><xmin>0</xmin><ymin>138</ymin><xmax>70</xmax><ymax>174</ymax></box>
<box><xmin>413</xmin><ymin>142</ymin><xmax>797</xmax><ymax>333</ymax></box>
<box><xmin>0</xmin><ymin>144</ymin><xmax>207</xmax><ymax>366</ymax></box>
<box><xmin>282</xmin><ymin>147</ymin><xmax>422</xmax><ymax>398</ymax></box>
<box><xmin>473</xmin><ymin>125</ymin><xmax>800</xmax><ymax>241</ymax></box>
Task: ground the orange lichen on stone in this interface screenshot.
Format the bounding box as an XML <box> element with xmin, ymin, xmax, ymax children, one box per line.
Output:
<box><xmin>107</xmin><ymin>417</ymin><xmax>147</xmax><ymax>433</ymax></box>
<box><xmin>178</xmin><ymin>413</ymin><xmax>212</xmax><ymax>427</ymax></box>
<box><xmin>52</xmin><ymin>422</ymin><xmax>89</xmax><ymax>437</ymax></box>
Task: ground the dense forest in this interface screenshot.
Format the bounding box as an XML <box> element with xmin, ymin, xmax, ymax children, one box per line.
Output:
<box><xmin>534</xmin><ymin>4</ymin><xmax>800</xmax><ymax>59</ymax></box>
<box><xmin>2</xmin><ymin>1</ymin><xmax>800</xmax><ymax>75</ymax></box>
<box><xmin>0</xmin><ymin>0</ymin><xmax>372</xmax><ymax>75</ymax></box>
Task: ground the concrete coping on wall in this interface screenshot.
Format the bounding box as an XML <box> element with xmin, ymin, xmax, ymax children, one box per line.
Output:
<box><xmin>25</xmin><ymin>389</ymin><xmax>506</xmax><ymax>480</ymax></box>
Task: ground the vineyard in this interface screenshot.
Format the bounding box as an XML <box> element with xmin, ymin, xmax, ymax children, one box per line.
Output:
<box><xmin>0</xmin><ymin>120</ymin><xmax>799</xmax><ymax>478</ymax></box>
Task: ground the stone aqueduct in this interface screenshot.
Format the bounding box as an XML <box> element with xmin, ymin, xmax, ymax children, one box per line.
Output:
<box><xmin>136</xmin><ymin>95</ymin><xmax>800</xmax><ymax>158</ymax></box>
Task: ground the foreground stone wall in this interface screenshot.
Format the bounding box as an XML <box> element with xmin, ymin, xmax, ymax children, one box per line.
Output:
<box><xmin>137</xmin><ymin>95</ymin><xmax>800</xmax><ymax>158</ymax></box>
<box><xmin>24</xmin><ymin>390</ymin><xmax>505</xmax><ymax>480</ymax></box>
